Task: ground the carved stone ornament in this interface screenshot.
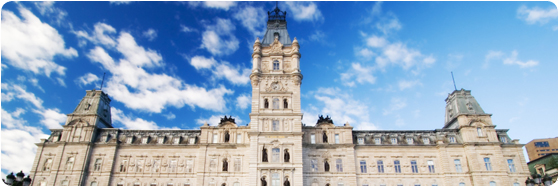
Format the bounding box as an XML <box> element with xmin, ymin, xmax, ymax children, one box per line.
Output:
<box><xmin>283</xmin><ymin>61</ymin><xmax>291</xmax><ymax>71</ymax></box>
<box><xmin>262</xmin><ymin>62</ymin><xmax>270</xmax><ymax>73</ymax></box>
<box><xmin>271</xmin><ymin>38</ymin><xmax>283</xmax><ymax>55</ymax></box>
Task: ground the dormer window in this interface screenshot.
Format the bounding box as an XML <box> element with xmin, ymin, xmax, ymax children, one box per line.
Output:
<box><xmin>407</xmin><ymin>137</ymin><xmax>414</xmax><ymax>144</ymax></box>
<box><xmin>158</xmin><ymin>137</ymin><xmax>165</xmax><ymax>144</ymax></box>
<box><xmin>358</xmin><ymin>137</ymin><xmax>364</xmax><ymax>145</ymax></box>
<box><xmin>500</xmin><ymin>136</ymin><xmax>507</xmax><ymax>143</ymax></box>
<box><xmin>142</xmin><ymin>137</ymin><xmax>148</xmax><ymax>144</ymax></box>
<box><xmin>391</xmin><ymin>138</ymin><xmax>397</xmax><ymax>145</ymax></box>
<box><xmin>273</xmin><ymin>60</ymin><xmax>280</xmax><ymax>70</ymax></box>
<box><xmin>274</xmin><ymin>32</ymin><xmax>279</xmax><ymax>40</ymax></box>
<box><xmin>423</xmin><ymin>137</ymin><xmax>430</xmax><ymax>144</ymax></box>
<box><xmin>189</xmin><ymin>137</ymin><xmax>196</xmax><ymax>145</ymax></box>
<box><xmin>449</xmin><ymin>136</ymin><xmax>456</xmax><ymax>143</ymax></box>
<box><xmin>173</xmin><ymin>137</ymin><xmax>180</xmax><ymax>145</ymax></box>
<box><xmin>126</xmin><ymin>137</ymin><xmax>133</xmax><ymax>144</ymax></box>
<box><xmin>374</xmin><ymin>138</ymin><xmax>381</xmax><ymax>145</ymax></box>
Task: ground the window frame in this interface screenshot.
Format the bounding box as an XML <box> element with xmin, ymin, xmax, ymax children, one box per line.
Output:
<box><xmin>377</xmin><ymin>160</ymin><xmax>384</xmax><ymax>173</ymax></box>
<box><xmin>484</xmin><ymin>157</ymin><xmax>492</xmax><ymax>171</ymax></box>
<box><xmin>311</xmin><ymin>134</ymin><xmax>316</xmax><ymax>144</ymax></box>
<box><xmin>411</xmin><ymin>160</ymin><xmax>418</xmax><ymax>173</ymax></box>
<box><xmin>335</xmin><ymin>134</ymin><xmax>340</xmax><ymax>144</ymax></box>
<box><xmin>454</xmin><ymin>159</ymin><xmax>462</xmax><ymax>172</ymax></box>
<box><xmin>507</xmin><ymin>159</ymin><xmax>516</xmax><ymax>173</ymax></box>
<box><xmin>336</xmin><ymin>159</ymin><xmax>343</xmax><ymax>172</ymax></box>
<box><xmin>427</xmin><ymin>160</ymin><xmax>435</xmax><ymax>173</ymax></box>
<box><xmin>360</xmin><ymin>160</ymin><xmax>367</xmax><ymax>173</ymax></box>
<box><xmin>272</xmin><ymin>148</ymin><xmax>280</xmax><ymax>162</ymax></box>
<box><xmin>394</xmin><ymin>160</ymin><xmax>401</xmax><ymax>173</ymax></box>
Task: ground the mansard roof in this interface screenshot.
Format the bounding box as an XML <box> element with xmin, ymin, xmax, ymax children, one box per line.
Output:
<box><xmin>261</xmin><ymin>6</ymin><xmax>292</xmax><ymax>46</ymax></box>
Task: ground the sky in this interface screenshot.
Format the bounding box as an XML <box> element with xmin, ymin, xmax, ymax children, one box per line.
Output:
<box><xmin>1</xmin><ymin>1</ymin><xmax>557</xmax><ymax>177</ymax></box>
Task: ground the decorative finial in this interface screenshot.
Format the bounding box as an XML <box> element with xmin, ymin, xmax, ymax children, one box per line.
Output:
<box><xmin>293</xmin><ymin>37</ymin><xmax>298</xmax><ymax>43</ymax></box>
<box><xmin>203</xmin><ymin>122</ymin><xmax>209</xmax><ymax>127</ymax></box>
<box><xmin>255</xmin><ymin>37</ymin><xmax>260</xmax><ymax>43</ymax></box>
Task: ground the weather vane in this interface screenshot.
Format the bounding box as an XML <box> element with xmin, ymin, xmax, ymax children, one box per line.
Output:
<box><xmin>451</xmin><ymin>72</ymin><xmax>457</xmax><ymax>91</ymax></box>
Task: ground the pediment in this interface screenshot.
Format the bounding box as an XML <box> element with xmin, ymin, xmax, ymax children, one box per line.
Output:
<box><xmin>218</xmin><ymin>121</ymin><xmax>238</xmax><ymax>128</ymax></box>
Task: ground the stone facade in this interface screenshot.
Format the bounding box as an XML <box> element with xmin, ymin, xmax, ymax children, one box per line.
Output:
<box><xmin>28</xmin><ymin>6</ymin><xmax>529</xmax><ymax>186</ymax></box>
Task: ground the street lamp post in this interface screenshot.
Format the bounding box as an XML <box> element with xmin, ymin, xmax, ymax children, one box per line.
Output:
<box><xmin>2</xmin><ymin>171</ymin><xmax>31</xmax><ymax>186</ymax></box>
<box><xmin>526</xmin><ymin>173</ymin><xmax>553</xmax><ymax>186</ymax></box>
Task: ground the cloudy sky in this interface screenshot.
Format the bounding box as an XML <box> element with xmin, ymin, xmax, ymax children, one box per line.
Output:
<box><xmin>1</xmin><ymin>1</ymin><xmax>557</xmax><ymax>176</ymax></box>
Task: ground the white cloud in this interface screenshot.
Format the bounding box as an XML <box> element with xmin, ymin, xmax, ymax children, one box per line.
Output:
<box><xmin>212</xmin><ymin>62</ymin><xmax>251</xmax><ymax>85</ymax></box>
<box><xmin>1</xmin><ymin>108</ymin><xmax>26</xmax><ymax>129</ymax></box>
<box><xmin>33</xmin><ymin>1</ymin><xmax>67</xmax><ymax>26</ymax></box>
<box><xmin>1</xmin><ymin>84</ymin><xmax>44</xmax><ymax>109</ymax></box>
<box><xmin>196</xmin><ymin>115</ymin><xmax>244</xmax><ymax>126</ymax></box>
<box><xmin>74</xmin><ymin>22</ymin><xmax>117</xmax><ymax>47</ymax></box>
<box><xmin>200</xmin><ymin>1</ymin><xmax>236</xmax><ymax>10</ymax></box>
<box><xmin>75</xmin><ymin>73</ymin><xmax>100</xmax><ymax>88</ymax></box>
<box><xmin>188</xmin><ymin>56</ymin><xmax>251</xmax><ymax>85</ymax></box>
<box><xmin>1</xmin><ymin>7</ymin><xmax>77</xmax><ymax>77</ymax></box>
<box><xmin>304</xmin><ymin>87</ymin><xmax>379</xmax><ymax>130</ymax></box>
<box><xmin>398</xmin><ymin>80</ymin><xmax>422</xmax><ymax>91</ymax></box>
<box><xmin>383</xmin><ymin>97</ymin><xmax>407</xmax><ymax>115</ymax></box>
<box><xmin>33</xmin><ymin>108</ymin><xmax>66</xmax><ymax>129</ymax></box>
<box><xmin>233</xmin><ymin>5</ymin><xmax>266</xmax><ymax>38</ymax></box>
<box><xmin>142</xmin><ymin>28</ymin><xmax>157</xmax><ymax>41</ymax></box>
<box><xmin>111</xmin><ymin>107</ymin><xmax>160</xmax><ymax>130</ymax></box>
<box><xmin>236</xmin><ymin>94</ymin><xmax>251</xmax><ymax>110</ymax></box>
<box><xmin>201</xmin><ymin>18</ymin><xmax>239</xmax><ymax>56</ymax></box>
<box><xmin>180</xmin><ymin>24</ymin><xmax>197</xmax><ymax>33</ymax></box>
<box><xmin>80</xmin><ymin>23</ymin><xmax>234</xmax><ymax>113</ymax></box>
<box><xmin>110</xmin><ymin>1</ymin><xmax>132</xmax><ymax>5</ymax></box>
<box><xmin>284</xmin><ymin>1</ymin><xmax>324</xmax><ymax>22</ymax></box>
<box><xmin>163</xmin><ymin>112</ymin><xmax>176</xmax><ymax>120</ymax></box>
<box><xmin>189</xmin><ymin>56</ymin><xmax>217</xmax><ymax>70</ymax></box>
<box><xmin>340</xmin><ymin>63</ymin><xmax>376</xmax><ymax>87</ymax></box>
<box><xmin>484</xmin><ymin>50</ymin><xmax>538</xmax><ymax>68</ymax></box>
<box><xmin>366</xmin><ymin>35</ymin><xmax>388</xmax><ymax>48</ymax></box>
<box><xmin>1</xmin><ymin>128</ymin><xmax>48</xmax><ymax>175</ymax></box>
<box><xmin>517</xmin><ymin>5</ymin><xmax>558</xmax><ymax>25</ymax></box>
<box><xmin>356</xmin><ymin>48</ymin><xmax>375</xmax><ymax>60</ymax></box>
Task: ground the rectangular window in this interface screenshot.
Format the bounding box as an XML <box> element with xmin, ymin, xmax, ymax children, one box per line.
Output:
<box><xmin>394</xmin><ymin>160</ymin><xmax>401</xmax><ymax>173</ymax></box>
<box><xmin>335</xmin><ymin>134</ymin><xmax>340</xmax><ymax>144</ymax></box>
<box><xmin>311</xmin><ymin>159</ymin><xmax>318</xmax><ymax>172</ymax></box>
<box><xmin>43</xmin><ymin>158</ymin><xmax>53</xmax><ymax>171</ymax></box>
<box><xmin>136</xmin><ymin>159</ymin><xmax>144</xmax><ymax>172</ymax></box>
<box><xmin>272</xmin><ymin>148</ymin><xmax>280</xmax><ymax>162</ymax></box>
<box><xmin>61</xmin><ymin>180</ymin><xmax>69</xmax><ymax>186</ymax></box>
<box><xmin>173</xmin><ymin>137</ymin><xmax>180</xmax><ymax>145</ymax></box>
<box><xmin>273</xmin><ymin>62</ymin><xmax>280</xmax><ymax>70</ymax></box>
<box><xmin>484</xmin><ymin>157</ymin><xmax>492</xmax><ymax>171</ymax></box>
<box><xmin>311</xmin><ymin>134</ymin><xmax>316</xmax><ymax>144</ymax></box>
<box><xmin>120</xmin><ymin>160</ymin><xmax>128</xmax><ymax>172</ymax></box>
<box><xmin>213</xmin><ymin>134</ymin><xmax>218</xmax><ymax>143</ymax></box>
<box><xmin>338</xmin><ymin>183</ymin><xmax>344</xmax><ymax>186</ymax></box>
<box><xmin>477</xmin><ymin>128</ymin><xmax>483</xmax><ymax>136</ymax></box>
<box><xmin>158</xmin><ymin>137</ymin><xmax>164</xmax><ymax>144</ymax></box>
<box><xmin>126</xmin><ymin>137</ymin><xmax>133</xmax><ymax>144</ymax></box>
<box><xmin>233</xmin><ymin>158</ymin><xmax>241</xmax><ymax>172</ymax></box>
<box><xmin>454</xmin><ymin>159</ymin><xmax>462</xmax><ymax>172</ymax></box>
<box><xmin>391</xmin><ymin>138</ymin><xmax>397</xmax><ymax>144</ymax></box>
<box><xmin>358</xmin><ymin>137</ymin><xmax>364</xmax><ymax>144</ymax></box>
<box><xmin>360</xmin><ymin>160</ymin><xmax>367</xmax><ymax>173</ymax></box>
<box><xmin>186</xmin><ymin>159</ymin><xmax>193</xmax><ymax>173</ymax></box>
<box><xmin>272</xmin><ymin>173</ymin><xmax>280</xmax><ymax>186</ymax></box>
<box><xmin>428</xmin><ymin>160</ymin><xmax>435</xmax><ymax>173</ymax></box>
<box><xmin>237</xmin><ymin>133</ymin><xmax>242</xmax><ymax>143</ymax></box>
<box><xmin>411</xmin><ymin>160</ymin><xmax>418</xmax><ymax>173</ymax></box>
<box><xmin>94</xmin><ymin>158</ymin><xmax>103</xmax><ymax>171</ymax></box>
<box><xmin>66</xmin><ymin>157</ymin><xmax>74</xmax><ymax>170</ymax></box>
<box><xmin>423</xmin><ymin>138</ymin><xmax>430</xmax><ymax>144</ymax></box>
<box><xmin>336</xmin><ymin>159</ymin><xmax>343</xmax><ymax>172</ymax></box>
<box><xmin>449</xmin><ymin>136</ymin><xmax>456</xmax><ymax>143</ymax></box>
<box><xmin>272</xmin><ymin>120</ymin><xmax>279</xmax><ymax>131</ymax></box>
<box><xmin>500</xmin><ymin>136</ymin><xmax>507</xmax><ymax>143</ymax></box>
<box><xmin>507</xmin><ymin>159</ymin><xmax>516</xmax><ymax>173</ymax></box>
<box><xmin>170</xmin><ymin>160</ymin><xmax>177</xmax><ymax>172</ymax></box>
<box><xmin>375</xmin><ymin>138</ymin><xmax>381</xmax><ymax>145</ymax></box>
<box><xmin>209</xmin><ymin>159</ymin><xmax>216</xmax><ymax>171</ymax></box>
<box><xmin>407</xmin><ymin>137</ymin><xmax>413</xmax><ymax>144</ymax></box>
<box><xmin>142</xmin><ymin>137</ymin><xmax>148</xmax><ymax>144</ymax></box>
<box><xmin>152</xmin><ymin>159</ymin><xmax>160</xmax><ymax>173</ymax></box>
<box><xmin>377</xmin><ymin>160</ymin><xmax>384</xmax><ymax>173</ymax></box>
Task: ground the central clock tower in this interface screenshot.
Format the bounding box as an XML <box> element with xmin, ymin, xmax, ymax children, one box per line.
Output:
<box><xmin>247</xmin><ymin>5</ymin><xmax>304</xmax><ymax>186</ymax></box>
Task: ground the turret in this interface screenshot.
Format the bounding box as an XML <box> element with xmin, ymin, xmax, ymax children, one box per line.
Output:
<box><xmin>444</xmin><ymin>89</ymin><xmax>491</xmax><ymax>129</ymax></box>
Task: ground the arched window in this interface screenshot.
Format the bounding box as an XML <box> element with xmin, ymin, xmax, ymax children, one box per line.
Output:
<box><xmin>264</xmin><ymin>99</ymin><xmax>269</xmax><ymax>109</ymax></box>
<box><xmin>489</xmin><ymin>181</ymin><xmax>496</xmax><ymax>186</ymax></box>
<box><xmin>394</xmin><ymin>160</ymin><xmax>401</xmax><ymax>173</ymax></box>
<box><xmin>377</xmin><ymin>160</ymin><xmax>384</xmax><ymax>173</ymax></box>
<box><xmin>477</xmin><ymin>127</ymin><xmax>483</xmax><ymax>136</ymax></box>
<box><xmin>458</xmin><ymin>182</ymin><xmax>465</xmax><ymax>186</ymax></box>
<box><xmin>90</xmin><ymin>181</ymin><xmax>98</xmax><ymax>186</ymax></box>
<box><xmin>273</xmin><ymin>60</ymin><xmax>280</xmax><ymax>70</ymax></box>
<box><xmin>283</xmin><ymin>99</ymin><xmax>288</xmax><ymax>108</ymax></box>
<box><xmin>66</xmin><ymin>157</ymin><xmax>74</xmax><ymax>170</ymax></box>
<box><xmin>43</xmin><ymin>158</ymin><xmax>53</xmax><ymax>171</ymax></box>
<box><xmin>221</xmin><ymin>183</ymin><xmax>226</xmax><ymax>186</ymax></box>
<box><xmin>273</xmin><ymin>98</ymin><xmax>279</xmax><ymax>109</ymax></box>
<box><xmin>513</xmin><ymin>182</ymin><xmax>519</xmax><ymax>186</ymax></box>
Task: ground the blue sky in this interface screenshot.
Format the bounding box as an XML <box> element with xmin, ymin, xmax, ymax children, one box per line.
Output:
<box><xmin>1</xmin><ymin>1</ymin><xmax>557</xmax><ymax>176</ymax></box>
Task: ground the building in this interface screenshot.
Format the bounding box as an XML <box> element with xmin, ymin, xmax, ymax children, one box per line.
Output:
<box><xmin>527</xmin><ymin>153</ymin><xmax>558</xmax><ymax>184</ymax></box>
<box><xmin>28</xmin><ymin>6</ymin><xmax>529</xmax><ymax>186</ymax></box>
<box><xmin>525</xmin><ymin>137</ymin><xmax>558</xmax><ymax>162</ymax></box>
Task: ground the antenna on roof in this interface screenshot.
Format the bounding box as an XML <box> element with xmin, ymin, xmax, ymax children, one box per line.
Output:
<box><xmin>100</xmin><ymin>72</ymin><xmax>106</xmax><ymax>90</ymax></box>
<box><xmin>451</xmin><ymin>72</ymin><xmax>457</xmax><ymax>91</ymax></box>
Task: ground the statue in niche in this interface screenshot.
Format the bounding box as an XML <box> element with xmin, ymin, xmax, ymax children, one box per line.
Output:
<box><xmin>324</xmin><ymin>160</ymin><xmax>330</xmax><ymax>172</ymax></box>
<box><xmin>284</xmin><ymin>178</ymin><xmax>290</xmax><ymax>186</ymax></box>
<box><xmin>224</xmin><ymin>132</ymin><xmax>230</xmax><ymax>143</ymax></box>
<box><xmin>323</xmin><ymin>131</ymin><xmax>328</xmax><ymax>143</ymax></box>
<box><xmin>283</xmin><ymin>99</ymin><xmax>288</xmax><ymax>109</ymax></box>
<box><xmin>222</xmin><ymin>159</ymin><xmax>228</xmax><ymax>172</ymax></box>
<box><xmin>284</xmin><ymin>149</ymin><xmax>290</xmax><ymax>162</ymax></box>
<box><xmin>261</xmin><ymin>176</ymin><xmax>267</xmax><ymax>186</ymax></box>
<box><xmin>262</xmin><ymin>147</ymin><xmax>268</xmax><ymax>162</ymax></box>
<box><xmin>264</xmin><ymin>99</ymin><xmax>269</xmax><ymax>109</ymax></box>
